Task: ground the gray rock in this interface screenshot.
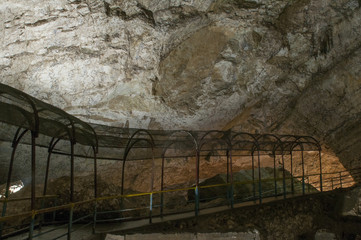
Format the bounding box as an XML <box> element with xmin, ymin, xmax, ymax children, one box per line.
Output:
<box><xmin>314</xmin><ymin>229</ymin><xmax>337</xmax><ymax>240</ymax></box>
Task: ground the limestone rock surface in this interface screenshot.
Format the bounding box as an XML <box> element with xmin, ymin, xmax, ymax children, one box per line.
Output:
<box><xmin>1</xmin><ymin>1</ymin><xmax>361</xmax><ymax>174</ymax></box>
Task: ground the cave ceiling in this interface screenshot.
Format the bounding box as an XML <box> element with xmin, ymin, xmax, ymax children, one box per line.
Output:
<box><xmin>0</xmin><ymin>0</ymin><xmax>361</xmax><ymax>168</ymax></box>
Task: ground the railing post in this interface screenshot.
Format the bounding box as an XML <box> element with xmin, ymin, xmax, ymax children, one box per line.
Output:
<box><xmin>149</xmin><ymin>193</ymin><xmax>153</xmax><ymax>224</ymax></box>
<box><xmin>273</xmin><ymin>154</ymin><xmax>277</xmax><ymax>196</ymax></box>
<box><xmin>52</xmin><ymin>198</ymin><xmax>58</xmax><ymax>223</ymax></box>
<box><xmin>0</xmin><ymin>199</ymin><xmax>8</xmax><ymax>239</ymax></box>
<box><xmin>93</xmin><ymin>148</ymin><xmax>97</xmax><ymax>234</ymax></box>
<box><xmin>339</xmin><ymin>172</ymin><xmax>342</xmax><ymax>188</ymax></box>
<box><xmin>307</xmin><ymin>176</ymin><xmax>310</xmax><ymax>193</ymax></box>
<box><xmin>319</xmin><ymin>150</ymin><xmax>323</xmax><ymax>192</ymax></box>
<box><xmin>39</xmin><ymin>198</ymin><xmax>45</xmax><ymax>231</ymax></box>
<box><xmin>195</xmin><ymin>187</ymin><xmax>199</xmax><ymax>216</ymax></box>
<box><xmin>251</xmin><ymin>153</ymin><xmax>256</xmax><ymax>201</ymax></box>
<box><xmin>331</xmin><ymin>178</ymin><xmax>334</xmax><ymax>190</ymax></box>
<box><xmin>301</xmin><ymin>150</ymin><xmax>305</xmax><ymax>195</ymax></box>
<box><xmin>282</xmin><ymin>154</ymin><xmax>286</xmax><ymax>199</ymax></box>
<box><xmin>290</xmin><ymin>151</ymin><xmax>294</xmax><ymax>194</ymax></box>
<box><xmin>68</xmin><ymin>204</ymin><xmax>74</xmax><ymax>240</ymax></box>
<box><xmin>28</xmin><ymin>211</ymin><xmax>35</xmax><ymax>240</ymax></box>
<box><xmin>230</xmin><ymin>184</ymin><xmax>234</xmax><ymax>209</ymax></box>
<box><xmin>1</xmin><ymin>129</ymin><xmax>28</xmax><ymax>239</ymax></box>
<box><xmin>226</xmin><ymin>149</ymin><xmax>234</xmax><ymax>208</ymax></box>
<box><xmin>92</xmin><ymin>201</ymin><xmax>97</xmax><ymax>234</ymax></box>
<box><xmin>160</xmin><ymin>155</ymin><xmax>165</xmax><ymax>218</ymax></box>
<box><xmin>258</xmin><ymin>150</ymin><xmax>262</xmax><ymax>204</ymax></box>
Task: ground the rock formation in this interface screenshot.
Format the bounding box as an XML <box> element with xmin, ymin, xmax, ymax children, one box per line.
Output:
<box><xmin>1</xmin><ymin>1</ymin><xmax>361</xmax><ymax>238</ymax></box>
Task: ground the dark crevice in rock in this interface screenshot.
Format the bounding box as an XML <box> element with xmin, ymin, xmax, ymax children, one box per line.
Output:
<box><xmin>104</xmin><ymin>1</ymin><xmax>111</xmax><ymax>17</ymax></box>
<box><xmin>24</xmin><ymin>18</ymin><xmax>57</xmax><ymax>27</ymax></box>
<box><xmin>312</xmin><ymin>27</ymin><xmax>334</xmax><ymax>57</ymax></box>
<box><xmin>210</xmin><ymin>0</ymin><xmax>263</xmax><ymax>13</ymax></box>
<box><xmin>136</xmin><ymin>3</ymin><xmax>156</xmax><ymax>26</ymax></box>
<box><xmin>103</xmin><ymin>2</ymin><xmax>155</xmax><ymax>27</ymax></box>
<box><xmin>233</xmin><ymin>0</ymin><xmax>263</xmax><ymax>9</ymax></box>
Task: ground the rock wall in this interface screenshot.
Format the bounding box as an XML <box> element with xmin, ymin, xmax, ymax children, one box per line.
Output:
<box><xmin>1</xmin><ymin>0</ymin><xmax>361</xmax><ymax>205</ymax></box>
<box><xmin>1</xmin><ymin>0</ymin><xmax>360</xmax><ymax>131</ymax></box>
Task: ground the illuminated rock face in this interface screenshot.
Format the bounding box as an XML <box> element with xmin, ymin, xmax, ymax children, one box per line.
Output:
<box><xmin>0</xmin><ymin>1</ymin><xmax>361</xmax><ymax>172</ymax></box>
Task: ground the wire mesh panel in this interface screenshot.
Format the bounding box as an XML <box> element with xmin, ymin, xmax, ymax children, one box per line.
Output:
<box><xmin>2</xmin><ymin>82</ymin><xmax>353</xmax><ymax>239</ymax></box>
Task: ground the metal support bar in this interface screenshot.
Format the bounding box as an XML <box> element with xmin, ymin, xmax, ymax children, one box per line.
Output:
<box><xmin>93</xmin><ymin>148</ymin><xmax>97</xmax><ymax>234</ymax></box>
<box><xmin>282</xmin><ymin>154</ymin><xmax>286</xmax><ymax>199</ymax></box>
<box><xmin>68</xmin><ymin>205</ymin><xmax>74</xmax><ymax>240</ymax></box>
<box><xmin>31</xmin><ymin>131</ymin><xmax>36</xmax><ymax>210</ymax></box>
<box><xmin>92</xmin><ymin>202</ymin><xmax>97</xmax><ymax>234</ymax></box>
<box><xmin>251</xmin><ymin>153</ymin><xmax>255</xmax><ymax>201</ymax></box>
<box><xmin>290</xmin><ymin>151</ymin><xmax>294</xmax><ymax>194</ymax></box>
<box><xmin>0</xmin><ymin>128</ymin><xmax>28</xmax><ymax>239</ymax></box>
<box><xmin>257</xmin><ymin>150</ymin><xmax>262</xmax><ymax>204</ymax></box>
<box><xmin>273</xmin><ymin>154</ymin><xmax>277</xmax><ymax>196</ymax></box>
<box><xmin>149</xmin><ymin>193</ymin><xmax>153</xmax><ymax>224</ymax></box>
<box><xmin>319</xmin><ymin>150</ymin><xmax>323</xmax><ymax>192</ymax></box>
<box><xmin>301</xmin><ymin>150</ymin><xmax>305</xmax><ymax>195</ymax></box>
<box><xmin>195</xmin><ymin>186</ymin><xmax>199</xmax><ymax>217</ymax></box>
<box><xmin>70</xmin><ymin>142</ymin><xmax>75</xmax><ymax>203</ymax></box>
<box><xmin>52</xmin><ymin>198</ymin><xmax>58</xmax><ymax>223</ymax></box>
<box><xmin>229</xmin><ymin>150</ymin><xmax>234</xmax><ymax>208</ymax></box>
<box><xmin>339</xmin><ymin>172</ymin><xmax>342</xmax><ymax>188</ymax></box>
<box><xmin>28</xmin><ymin>213</ymin><xmax>35</xmax><ymax>240</ymax></box>
<box><xmin>160</xmin><ymin>155</ymin><xmax>165</xmax><ymax>217</ymax></box>
<box><xmin>307</xmin><ymin>177</ymin><xmax>310</xmax><ymax>193</ymax></box>
<box><xmin>331</xmin><ymin>178</ymin><xmax>334</xmax><ymax>189</ymax></box>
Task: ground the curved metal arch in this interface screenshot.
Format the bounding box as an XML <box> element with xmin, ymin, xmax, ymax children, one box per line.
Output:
<box><xmin>123</xmin><ymin>138</ymin><xmax>155</xmax><ymax>161</ymax></box>
<box><xmin>256</xmin><ymin>134</ymin><xmax>284</xmax><ymax>154</ymax></box>
<box><xmin>18</xmin><ymin>93</ymin><xmax>39</xmax><ymax>136</ymax></box>
<box><xmin>282</xmin><ymin>135</ymin><xmax>320</xmax><ymax>152</ymax></box>
<box><xmin>197</xmin><ymin>132</ymin><xmax>231</xmax><ymax>186</ymax></box>
<box><xmin>290</xmin><ymin>141</ymin><xmax>305</xmax><ymax>152</ymax></box>
<box><xmin>124</xmin><ymin>129</ymin><xmax>155</xmax><ymax>154</ymax></box>
<box><xmin>0</xmin><ymin>89</ymin><xmax>40</xmax><ymax>136</ymax></box>
<box><xmin>279</xmin><ymin>135</ymin><xmax>298</xmax><ymax>141</ymax></box>
<box><xmin>199</xmin><ymin>130</ymin><xmax>231</xmax><ymax>148</ymax></box>
<box><xmin>159</xmin><ymin>131</ymin><xmax>198</xmax><ymax>216</ymax></box>
<box><xmin>296</xmin><ymin>136</ymin><xmax>321</xmax><ymax>151</ymax></box>
<box><xmin>43</xmin><ymin>137</ymin><xmax>64</xmax><ymax>196</ymax></box>
<box><xmin>231</xmin><ymin>132</ymin><xmax>259</xmax><ymax>143</ymax></box>
<box><xmin>4</xmin><ymin>128</ymin><xmax>29</xmax><ymax>198</ymax></box>
<box><xmin>71</xmin><ymin>119</ymin><xmax>99</xmax><ymax>151</ymax></box>
<box><xmin>199</xmin><ymin>137</ymin><xmax>230</xmax><ymax>152</ymax></box>
<box><xmin>1</xmin><ymin>128</ymin><xmax>29</xmax><ymax>221</ymax></box>
<box><xmin>121</xmin><ymin>138</ymin><xmax>155</xmax><ymax>195</ymax></box>
<box><xmin>1</xmin><ymin>84</ymin><xmax>98</xmax><ymax>149</ymax></box>
<box><xmin>163</xmin><ymin>130</ymin><xmax>198</xmax><ymax>153</ymax></box>
<box><xmin>231</xmin><ymin>140</ymin><xmax>258</xmax><ymax>153</ymax></box>
<box><xmin>0</xmin><ymin>95</ymin><xmax>36</xmax><ymax>131</ymax></box>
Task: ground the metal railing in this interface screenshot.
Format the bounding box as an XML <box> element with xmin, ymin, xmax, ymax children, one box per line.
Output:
<box><xmin>0</xmin><ymin>167</ymin><xmax>359</xmax><ymax>240</ymax></box>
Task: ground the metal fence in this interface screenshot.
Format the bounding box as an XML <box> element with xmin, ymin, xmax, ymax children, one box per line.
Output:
<box><xmin>0</xmin><ymin>83</ymin><xmax>357</xmax><ymax>239</ymax></box>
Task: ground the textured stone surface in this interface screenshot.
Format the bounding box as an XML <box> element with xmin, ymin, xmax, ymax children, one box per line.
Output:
<box><xmin>314</xmin><ymin>229</ymin><xmax>337</xmax><ymax>240</ymax></box>
<box><xmin>1</xmin><ymin>0</ymin><xmax>361</xmax><ymax>208</ymax></box>
<box><xmin>0</xmin><ymin>0</ymin><xmax>360</xmax><ymax>132</ymax></box>
<box><xmin>1</xmin><ymin>1</ymin><xmax>361</xmax><ymax>176</ymax></box>
<box><xmin>338</xmin><ymin>184</ymin><xmax>361</xmax><ymax>218</ymax></box>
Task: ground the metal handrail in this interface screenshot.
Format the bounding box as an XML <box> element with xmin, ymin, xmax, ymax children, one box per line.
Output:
<box><xmin>0</xmin><ymin>167</ymin><xmax>359</xmax><ymax>239</ymax></box>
